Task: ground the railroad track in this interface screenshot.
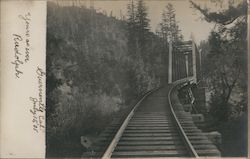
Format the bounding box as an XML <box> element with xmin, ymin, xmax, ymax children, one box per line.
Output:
<box><xmin>82</xmin><ymin>81</ymin><xmax>220</xmax><ymax>158</ymax></box>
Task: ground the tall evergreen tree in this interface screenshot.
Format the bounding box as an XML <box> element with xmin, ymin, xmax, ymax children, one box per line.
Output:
<box><xmin>135</xmin><ymin>0</ymin><xmax>150</xmax><ymax>52</ymax></box>
<box><xmin>159</xmin><ymin>3</ymin><xmax>183</xmax><ymax>43</ymax></box>
<box><xmin>127</xmin><ymin>0</ymin><xmax>137</xmax><ymax>57</ymax></box>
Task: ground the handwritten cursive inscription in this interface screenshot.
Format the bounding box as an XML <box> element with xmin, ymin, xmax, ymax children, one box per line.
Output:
<box><xmin>30</xmin><ymin>67</ymin><xmax>46</xmax><ymax>133</ymax></box>
<box><xmin>12</xmin><ymin>12</ymin><xmax>31</xmax><ymax>79</ymax></box>
<box><xmin>19</xmin><ymin>12</ymin><xmax>31</xmax><ymax>62</ymax></box>
<box><xmin>37</xmin><ymin>67</ymin><xmax>46</xmax><ymax>113</ymax></box>
<box><xmin>19</xmin><ymin>12</ymin><xmax>31</xmax><ymax>37</ymax></box>
<box><xmin>11</xmin><ymin>34</ymin><xmax>24</xmax><ymax>78</ymax></box>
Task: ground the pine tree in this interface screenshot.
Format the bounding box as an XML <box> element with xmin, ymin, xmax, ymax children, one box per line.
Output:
<box><xmin>135</xmin><ymin>0</ymin><xmax>150</xmax><ymax>51</ymax></box>
<box><xmin>127</xmin><ymin>0</ymin><xmax>137</xmax><ymax>57</ymax></box>
<box><xmin>127</xmin><ymin>0</ymin><xmax>136</xmax><ymax>30</ymax></box>
<box><xmin>159</xmin><ymin>3</ymin><xmax>182</xmax><ymax>43</ymax></box>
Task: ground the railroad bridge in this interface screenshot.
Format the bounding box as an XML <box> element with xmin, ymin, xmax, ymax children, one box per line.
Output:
<box><xmin>82</xmin><ymin>37</ymin><xmax>221</xmax><ymax>158</ymax></box>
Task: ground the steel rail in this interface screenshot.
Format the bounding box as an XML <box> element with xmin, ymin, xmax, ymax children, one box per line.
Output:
<box><xmin>101</xmin><ymin>77</ymin><xmax>197</xmax><ymax>158</ymax></box>
<box><xmin>101</xmin><ymin>88</ymin><xmax>160</xmax><ymax>159</ymax></box>
<box><xmin>168</xmin><ymin>80</ymin><xmax>199</xmax><ymax>158</ymax></box>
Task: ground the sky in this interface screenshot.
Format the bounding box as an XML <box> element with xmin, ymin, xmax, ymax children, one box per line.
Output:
<box><xmin>92</xmin><ymin>0</ymin><xmax>217</xmax><ymax>43</ymax></box>
<box><xmin>60</xmin><ymin>0</ymin><xmax>218</xmax><ymax>43</ymax></box>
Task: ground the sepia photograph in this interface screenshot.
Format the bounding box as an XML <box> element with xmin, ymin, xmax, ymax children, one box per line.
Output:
<box><xmin>46</xmin><ymin>0</ymin><xmax>248</xmax><ymax>158</ymax></box>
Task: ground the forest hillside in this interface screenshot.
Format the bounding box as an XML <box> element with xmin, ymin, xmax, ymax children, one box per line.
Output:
<box><xmin>46</xmin><ymin>2</ymin><xmax>167</xmax><ymax>157</ymax></box>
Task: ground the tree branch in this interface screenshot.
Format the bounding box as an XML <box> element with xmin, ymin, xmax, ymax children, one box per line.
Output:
<box><xmin>189</xmin><ymin>0</ymin><xmax>247</xmax><ymax>25</ymax></box>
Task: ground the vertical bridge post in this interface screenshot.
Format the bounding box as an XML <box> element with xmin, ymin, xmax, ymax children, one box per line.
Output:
<box><xmin>191</xmin><ymin>35</ymin><xmax>197</xmax><ymax>83</ymax></box>
<box><xmin>184</xmin><ymin>53</ymin><xmax>189</xmax><ymax>77</ymax></box>
<box><xmin>168</xmin><ymin>40</ymin><xmax>172</xmax><ymax>84</ymax></box>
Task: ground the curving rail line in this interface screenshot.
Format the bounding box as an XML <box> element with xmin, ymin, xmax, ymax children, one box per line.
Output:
<box><xmin>82</xmin><ymin>78</ymin><xmax>220</xmax><ymax>158</ymax></box>
<box><xmin>168</xmin><ymin>81</ymin><xmax>199</xmax><ymax>157</ymax></box>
